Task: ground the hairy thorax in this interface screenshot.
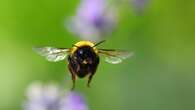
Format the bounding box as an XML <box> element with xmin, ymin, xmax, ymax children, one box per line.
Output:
<box><xmin>68</xmin><ymin>46</ymin><xmax>99</xmax><ymax>78</ymax></box>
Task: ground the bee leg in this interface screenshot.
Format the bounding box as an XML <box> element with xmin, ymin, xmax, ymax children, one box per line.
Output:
<box><xmin>71</xmin><ymin>72</ymin><xmax>76</xmax><ymax>90</ymax></box>
<box><xmin>87</xmin><ymin>74</ymin><xmax>94</xmax><ymax>88</ymax></box>
<box><xmin>68</xmin><ymin>64</ymin><xmax>76</xmax><ymax>90</ymax></box>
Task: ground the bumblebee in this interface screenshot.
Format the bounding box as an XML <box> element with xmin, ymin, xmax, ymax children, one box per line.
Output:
<box><xmin>34</xmin><ymin>40</ymin><xmax>133</xmax><ymax>89</ymax></box>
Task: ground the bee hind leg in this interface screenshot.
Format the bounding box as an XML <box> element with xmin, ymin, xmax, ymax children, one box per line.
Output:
<box><xmin>87</xmin><ymin>74</ymin><xmax>94</xmax><ymax>88</ymax></box>
<box><xmin>68</xmin><ymin>64</ymin><xmax>76</xmax><ymax>90</ymax></box>
<box><xmin>71</xmin><ymin>73</ymin><xmax>76</xmax><ymax>90</ymax></box>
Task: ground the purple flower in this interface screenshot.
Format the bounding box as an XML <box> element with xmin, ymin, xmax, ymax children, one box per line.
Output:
<box><xmin>23</xmin><ymin>82</ymin><xmax>88</xmax><ymax>110</ymax></box>
<box><xmin>131</xmin><ymin>0</ymin><xmax>149</xmax><ymax>14</ymax></box>
<box><xmin>59</xmin><ymin>92</ymin><xmax>87</xmax><ymax>110</ymax></box>
<box><xmin>66</xmin><ymin>0</ymin><xmax>117</xmax><ymax>42</ymax></box>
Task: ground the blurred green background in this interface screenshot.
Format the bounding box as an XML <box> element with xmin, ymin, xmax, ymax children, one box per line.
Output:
<box><xmin>0</xmin><ymin>0</ymin><xmax>195</xmax><ymax>110</ymax></box>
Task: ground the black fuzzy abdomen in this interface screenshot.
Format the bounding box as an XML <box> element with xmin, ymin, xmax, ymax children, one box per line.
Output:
<box><xmin>68</xmin><ymin>46</ymin><xmax>99</xmax><ymax>78</ymax></box>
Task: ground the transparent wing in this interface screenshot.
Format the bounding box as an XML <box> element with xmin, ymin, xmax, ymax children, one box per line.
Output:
<box><xmin>33</xmin><ymin>47</ymin><xmax>70</xmax><ymax>62</ymax></box>
<box><xmin>98</xmin><ymin>49</ymin><xmax>134</xmax><ymax>64</ymax></box>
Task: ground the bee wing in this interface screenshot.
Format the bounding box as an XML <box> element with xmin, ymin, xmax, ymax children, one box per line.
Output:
<box><xmin>33</xmin><ymin>47</ymin><xmax>70</xmax><ymax>62</ymax></box>
<box><xmin>98</xmin><ymin>49</ymin><xmax>134</xmax><ymax>64</ymax></box>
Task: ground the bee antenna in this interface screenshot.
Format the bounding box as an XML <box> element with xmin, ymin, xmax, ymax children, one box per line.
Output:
<box><xmin>72</xmin><ymin>44</ymin><xmax>79</xmax><ymax>48</ymax></box>
<box><xmin>93</xmin><ymin>40</ymin><xmax>106</xmax><ymax>47</ymax></box>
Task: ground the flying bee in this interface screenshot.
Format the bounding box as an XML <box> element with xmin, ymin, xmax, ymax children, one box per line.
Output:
<box><xmin>33</xmin><ymin>40</ymin><xmax>133</xmax><ymax>89</ymax></box>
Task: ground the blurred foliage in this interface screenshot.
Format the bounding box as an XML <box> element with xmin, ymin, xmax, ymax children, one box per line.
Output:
<box><xmin>0</xmin><ymin>0</ymin><xmax>195</xmax><ymax>110</ymax></box>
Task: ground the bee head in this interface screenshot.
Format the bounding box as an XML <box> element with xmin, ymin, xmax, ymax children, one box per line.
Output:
<box><xmin>70</xmin><ymin>40</ymin><xmax>104</xmax><ymax>55</ymax></box>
